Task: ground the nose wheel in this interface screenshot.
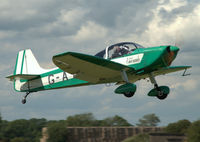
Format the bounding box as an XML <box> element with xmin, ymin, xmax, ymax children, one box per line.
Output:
<box><xmin>22</xmin><ymin>92</ymin><xmax>30</xmax><ymax>104</ymax></box>
<box><xmin>148</xmin><ymin>73</ymin><xmax>170</xmax><ymax>100</ymax></box>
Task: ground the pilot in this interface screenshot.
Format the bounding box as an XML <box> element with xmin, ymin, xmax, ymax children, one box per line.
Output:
<box><xmin>112</xmin><ymin>46</ymin><xmax>122</xmax><ymax>58</ymax></box>
<box><xmin>121</xmin><ymin>45</ymin><xmax>130</xmax><ymax>55</ymax></box>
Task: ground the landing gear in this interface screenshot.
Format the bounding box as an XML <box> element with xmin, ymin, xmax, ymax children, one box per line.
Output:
<box><xmin>148</xmin><ymin>73</ymin><xmax>170</xmax><ymax>100</ymax></box>
<box><xmin>114</xmin><ymin>70</ymin><xmax>137</xmax><ymax>97</ymax></box>
<box><xmin>22</xmin><ymin>98</ymin><xmax>26</xmax><ymax>104</ymax></box>
<box><xmin>21</xmin><ymin>92</ymin><xmax>30</xmax><ymax>104</ymax></box>
<box><xmin>156</xmin><ymin>90</ymin><xmax>168</xmax><ymax>100</ymax></box>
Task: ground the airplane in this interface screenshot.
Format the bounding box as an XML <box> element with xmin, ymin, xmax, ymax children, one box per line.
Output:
<box><xmin>6</xmin><ymin>42</ymin><xmax>191</xmax><ymax>104</ymax></box>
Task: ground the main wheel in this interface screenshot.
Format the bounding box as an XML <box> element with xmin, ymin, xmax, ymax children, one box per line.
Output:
<box><xmin>123</xmin><ymin>92</ymin><xmax>135</xmax><ymax>98</ymax></box>
<box><xmin>156</xmin><ymin>91</ymin><xmax>168</xmax><ymax>100</ymax></box>
<box><xmin>22</xmin><ymin>98</ymin><xmax>26</xmax><ymax>104</ymax></box>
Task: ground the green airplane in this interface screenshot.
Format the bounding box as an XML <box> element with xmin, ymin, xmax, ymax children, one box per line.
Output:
<box><xmin>7</xmin><ymin>42</ymin><xmax>191</xmax><ymax>104</ymax></box>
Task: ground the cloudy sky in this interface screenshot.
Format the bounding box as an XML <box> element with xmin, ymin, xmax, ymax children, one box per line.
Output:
<box><xmin>0</xmin><ymin>0</ymin><xmax>200</xmax><ymax>126</ymax></box>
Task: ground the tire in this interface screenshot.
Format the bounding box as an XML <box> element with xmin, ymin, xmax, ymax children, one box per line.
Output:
<box><xmin>123</xmin><ymin>92</ymin><xmax>135</xmax><ymax>98</ymax></box>
<box><xmin>156</xmin><ymin>91</ymin><xmax>168</xmax><ymax>100</ymax></box>
<box><xmin>22</xmin><ymin>99</ymin><xmax>26</xmax><ymax>104</ymax></box>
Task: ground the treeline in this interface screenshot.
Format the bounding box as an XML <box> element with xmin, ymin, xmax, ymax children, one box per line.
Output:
<box><xmin>0</xmin><ymin>113</ymin><xmax>133</xmax><ymax>142</ymax></box>
<box><xmin>164</xmin><ymin>119</ymin><xmax>200</xmax><ymax>142</ymax></box>
<box><xmin>123</xmin><ymin>119</ymin><xmax>200</xmax><ymax>142</ymax></box>
<box><xmin>0</xmin><ymin>113</ymin><xmax>159</xmax><ymax>142</ymax></box>
<box><xmin>47</xmin><ymin>113</ymin><xmax>133</xmax><ymax>142</ymax></box>
<box><xmin>0</xmin><ymin>113</ymin><xmax>200</xmax><ymax>142</ymax></box>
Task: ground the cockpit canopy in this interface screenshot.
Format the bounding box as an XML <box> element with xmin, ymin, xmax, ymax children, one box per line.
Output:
<box><xmin>95</xmin><ymin>42</ymin><xmax>145</xmax><ymax>59</ymax></box>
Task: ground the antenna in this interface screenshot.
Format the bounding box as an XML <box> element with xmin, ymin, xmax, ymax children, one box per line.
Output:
<box><xmin>182</xmin><ymin>69</ymin><xmax>191</xmax><ymax>76</ymax></box>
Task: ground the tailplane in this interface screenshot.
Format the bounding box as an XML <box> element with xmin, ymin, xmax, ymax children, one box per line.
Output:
<box><xmin>7</xmin><ymin>49</ymin><xmax>55</xmax><ymax>104</ymax></box>
<box><xmin>6</xmin><ymin>49</ymin><xmax>49</xmax><ymax>92</ymax></box>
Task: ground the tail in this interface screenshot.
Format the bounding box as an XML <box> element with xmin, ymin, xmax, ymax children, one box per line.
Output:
<box><xmin>14</xmin><ymin>49</ymin><xmax>47</xmax><ymax>75</ymax></box>
<box><xmin>7</xmin><ymin>49</ymin><xmax>48</xmax><ymax>92</ymax></box>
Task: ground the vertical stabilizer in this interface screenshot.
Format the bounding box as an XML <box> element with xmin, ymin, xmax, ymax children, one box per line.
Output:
<box><xmin>14</xmin><ymin>49</ymin><xmax>47</xmax><ymax>75</ymax></box>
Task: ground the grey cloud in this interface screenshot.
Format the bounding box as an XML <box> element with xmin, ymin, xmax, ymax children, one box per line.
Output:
<box><xmin>0</xmin><ymin>0</ymin><xmax>83</xmax><ymax>32</ymax></box>
<box><xmin>0</xmin><ymin>0</ymin><xmax>159</xmax><ymax>42</ymax></box>
<box><xmin>86</xmin><ymin>0</ymin><xmax>158</xmax><ymax>31</ymax></box>
<box><xmin>0</xmin><ymin>1</ymin><xmax>53</xmax><ymax>31</ymax></box>
<box><xmin>158</xmin><ymin>1</ymin><xmax>198</xmax><ymax>25</ymax></box>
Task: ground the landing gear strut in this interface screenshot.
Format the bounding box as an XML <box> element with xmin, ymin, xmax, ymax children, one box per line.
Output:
<box><xmin>22</xmin><ymin>92</ymin><xmax>30</xmax><ymax>104</ymax></box>
<box><xmin>114</xmin><ymin>70</ymin><xmax>137</xmax><ymax>98</ymax></box>
<box><xmin>148</xmin><ymin>73</ymin><xmax>170</xmax><ymax>100</ymax></box>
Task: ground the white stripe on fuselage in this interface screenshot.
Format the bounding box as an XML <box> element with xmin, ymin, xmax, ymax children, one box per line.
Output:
<box><xmin>111</xmin><ymin>53</ymin><xmax>144</xmax><ymax>65</ymax></box>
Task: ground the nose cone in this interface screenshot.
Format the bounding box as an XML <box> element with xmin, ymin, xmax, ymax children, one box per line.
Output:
<box><xmin>164</xmin><ymin>45</ymin><xmax>179</xmax><ymax>66</ymax></box>
<box><xmin>170</xmin><ymin>46</ymin><xmax>179</xmax><ymax>53</ymax></box>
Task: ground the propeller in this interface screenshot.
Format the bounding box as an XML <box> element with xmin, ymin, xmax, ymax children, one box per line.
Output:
<box><xmin>175</xmin><ymin>32</ymin><xmax>184</xmax><ymax>48</ymax></box>
<box><xmin>164</xmin><ymin>33</ymin><xmax>183</xmax><ymax>66</ymax></box>
<box><xmin>165</xmin><ymin>46</ymin><xmax>175</xmax><ymax>66</ymax></box>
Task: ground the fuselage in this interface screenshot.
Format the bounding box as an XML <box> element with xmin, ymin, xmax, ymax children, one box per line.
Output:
<box><xmin>15</xmin><ymin>43</ymin><xmax>179</xmax><ymax>93</ymax></box>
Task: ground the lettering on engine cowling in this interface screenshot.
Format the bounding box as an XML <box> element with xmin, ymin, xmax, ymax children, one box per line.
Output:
<box><xmin>126</xmin><ymin>56</ymin><xmax>140</xmax><ymax>64</ymax></box>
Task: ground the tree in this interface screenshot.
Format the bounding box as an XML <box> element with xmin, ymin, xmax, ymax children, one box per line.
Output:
<box><xmin>66</xmin><ymin>113</ymin><xmax>96</xmax><ymax>126</ymax></box>
<box><xmin>3</xmin><ymin>119</ymin><xmax>30</xmax><ymax>139</ymax></box>
<box><xmin>2</xmin><ymin>118</ymin><xmax>47</xmax><ymax>142</ymax></box>
<box><xmin>10</xmin><ymin>137</ymin><xmax>29</xmax><ymax>142</ymax></box>
<box><xmin>136</xmin><ymin>113</ymin><xmax>160</xmax><ymax>127</ymax></box>
<box><xmin>187</xmin><ymin>120</ymin><xmax>200</xmax><ymax>142</ymax></box>
<box><xmin>99</xmin><ymin>115</ymin><xmax>132</xmax><ymax>126</ymax></box>
<box><xmin>47</xmin><ymin>122</ymin><xmax>68</xmax><ymax>142</ymax></box>
<box><xmin>66</xmin><ymin>113</ymin><xmax>132</xmax><ymax>127</ymax></box>
<box><xmin>0</xmin><ymin>113</ymin><xmax>3</xmax><ymax>141</ymax></box>
<box><xmin>28</xmin><ymin>118</ymin><xmax>47</xmax><ymax>140</ymax></box>
<box><xmin>0</xmin><ymin>113</ymin><xmax>3</xmax><ymax>132</ymax></box>
<box><xmin>0</xmin><ymin>120</ymin><xmax>8</xmax><ymax>142</ymax></box>
<box><xmin>165</xmin><ymin>119</ymin><xmax>191</xmax><ymax>134</ymax></box>
<box><xmin>0</xmin><ymin>113</ymin><xmax>2</xmax><ymax>125</ymax></box>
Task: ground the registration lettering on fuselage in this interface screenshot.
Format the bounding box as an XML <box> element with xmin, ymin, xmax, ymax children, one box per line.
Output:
<box><xmin>48</xmin><ymin>72</ymin><xmax>69</xmax><ymax>85</ymax></box>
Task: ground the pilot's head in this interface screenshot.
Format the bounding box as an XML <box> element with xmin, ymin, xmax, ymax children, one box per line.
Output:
<box><xmin>114</xmin><ymin>46</ymin><xmax>120</xmax><ymax>52</ymax></box>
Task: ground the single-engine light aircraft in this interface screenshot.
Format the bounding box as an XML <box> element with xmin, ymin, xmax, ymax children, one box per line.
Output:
<box><xmin>7</xmin><ymin>42</ymin><xmax>191</xmax><ymax>104</ymax></box>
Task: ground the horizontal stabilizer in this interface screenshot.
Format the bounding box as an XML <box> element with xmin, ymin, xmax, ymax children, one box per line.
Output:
<box><xmin>6</xmin><ymin>74</ymin><xmax>40</xmax><ymax>81</ymax></box>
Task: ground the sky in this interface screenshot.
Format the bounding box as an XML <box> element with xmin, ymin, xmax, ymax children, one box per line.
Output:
<box><xmin>0</xmin><ymin>0</ymin><xmax>200</xmax><ymax>126</ymax></box>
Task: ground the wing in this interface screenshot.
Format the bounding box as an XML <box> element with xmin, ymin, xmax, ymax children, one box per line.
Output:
<box><xmin>53</xmin><ymin>52</ymin><xmax>135</xmax><ymax>83</ymax></box>
<box><xmin>153</xmin><ymin>66</ymin><xmax>192</xmax><ymax>76</ymax></box>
